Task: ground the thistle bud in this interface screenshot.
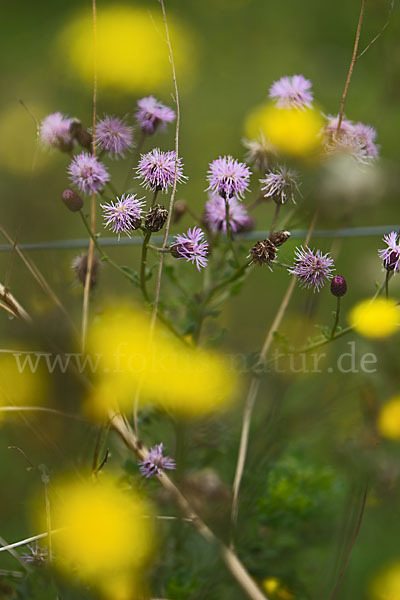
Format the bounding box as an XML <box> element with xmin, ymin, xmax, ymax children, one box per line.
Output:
<box><xmin>269</xmin><ymin>230</ymin><xmax>291</xmax><ymax>247</ymax></box>
<box><xmin>172</xmin><ymin>200</ymin><xmax>187</xmax><ymax>224</ymax></box>
<box><xmin>62</xmin><ymin>189</ymin><xmax>83</xmax><ymax>212</ymax></box>
<box><xmin>145</xmin><ymin>204</ymin><xmax>168</xmax><ymax>232</ymax></box>
<box><xmin>69</xmin><ymin>119</ymin><xmax>93</xmax><ymax>150</ymax></box>
<box><xmin>384</xmin><ymin>251</ymin><xmax>400</xmax><ymax>271</ymax></box>
<box><xmin>71</xmin><ymin>254</ymin><xmax>100</xmax><ymax>289</ymax></box>
<box><xmin>330</xmin><ymin>275</ymin><xmax>347</xmax><ymax>297</ymax></box>
<box><xmin>249</xmin><ymin>239</ymin><xmax>276</xmax><ymax>265</ymax></box>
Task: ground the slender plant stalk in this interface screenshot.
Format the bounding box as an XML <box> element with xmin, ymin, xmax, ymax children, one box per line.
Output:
<box><xmin>336</xmin><ymin>0</ymin><xmax>367</xmax><ymax>134</ymax></box>
<box><xmin>0</xmin><ymin>226</ymin><xmax>76</xmax><ymax>333</ymax></box>
<box><xmin>230</xmin><ymin>211</ymin><xmax>318</xmax><ymax>532</ymax></box>
<box><xmin>385</xmin><ymin>268</ymin><xmax>390</xmax><ymax>298</ymax></box>
<box><xmin>150</xmin><ymin>0</ymin><xmax>180</xmax><ymax>334</ymax></box>
<box><xmin>329</xmin><ymin>484</ymin><xmax>368</xmax><ymax>600</ymax></box>
<box><xmin>331</xmin><ymin>296</ymin><xmax>342</xmax><ymax>338</ymax></box>
<box><xmin>0</xmin><ymin>282</ymin><xmax>31</xmax><ymax>323</ymax></box>
<box><xmin>110</xmin><ymin>412</ymin><xmax>269</xmax><ymax>600</ymax></box>
<box><xmin>225</xmin><ymin>198</ymin><xmax>240</xmax><ymax>267</ymax></box>
<box><xmin>81</xmin><ymin>0</ymin><xmax>98</xmax><ymax>352</ymax></box>
<box><xmin>269</xmin><ymin>203</ymin><xmax>281</xmax><ymax>236</ymax></box>
<box><xmin>140</xmin><ymin>232</ymin><xmax>152</xmax><ymax>302</ymax></box>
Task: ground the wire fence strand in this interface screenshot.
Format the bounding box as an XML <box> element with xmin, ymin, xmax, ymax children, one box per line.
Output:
<box><xmin>0</xmin><ymin>225</ymin><xmax>397</xmax><ymax>253</ymax></box>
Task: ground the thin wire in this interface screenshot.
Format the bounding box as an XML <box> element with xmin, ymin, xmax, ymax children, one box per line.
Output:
<box><xmin>0</xmin><ymin>225</ymin><xmax>397</xmax><ymax>253</ymax></box>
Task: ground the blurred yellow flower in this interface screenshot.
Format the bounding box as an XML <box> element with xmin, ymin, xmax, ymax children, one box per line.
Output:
<box><xmin>370</xmin><ymin>561</ymin><xmax>400</xmax><ymax>600</ymax></box>
<box><xmin>86</xmin><ymin>304</ymin><xmax>238</xmax><ymax>419</ymax></box>
<box><xmin>48</xmin><ymin>475</ymin><xmax>154</xmax><ymax>595</ymax></box>
<box><xmin>378</xmin><ymin>396</ymin><xmax>400</xmax><ymax>441</ymax></box>
<box><xmin>244</xmin><ymin>103</ymin><xmax>323</xmax><ymax>157</ymax></box>
<box><xmin>262</xmin><ymin>577</ymin><xmax>295</xmax><ymax>599</ymax></box>
<box><xmin>57</xmin><ymin>5</ymin><xmax>195</xmax><ymax>93</ymax></box>
<box><xmin>349</xmin><ymin>298</ymin><xmax>400</xmax><ymax>339</ymax></box>
<box><xmin>0</xmin><ymin>352</ymin><xmax>48</xmax><ymax>417</ymax></box>
<box><xmin>0</xmin><ymin>104</ymin><xmax>54</xmax><ymax>175</ymax></box>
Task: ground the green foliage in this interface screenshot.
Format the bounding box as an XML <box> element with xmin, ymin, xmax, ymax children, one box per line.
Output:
<box><xmin>257</xmin><ymin>452</ymin><xmax>342</xmax><ymax>528</ymax></box>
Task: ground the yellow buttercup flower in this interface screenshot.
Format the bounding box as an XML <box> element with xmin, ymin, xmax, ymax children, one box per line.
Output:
<box><xmin>349</xmin><ymin>298</ymin><xmax>400</xmax><ymax>339</ymax></box>
<box><xmin>86</xmin><ymin>304</ymin><xmax>238</xmax><ymax>419</ymax></box>
<box><xmin>370</xmin><ymin>561</ymin><xmax>400</xmax><ymax>600</ymax></box>
<box><xmin>47</xmin><ymin>475</ymin><xmax>154</xmax><ymax>595</ymax></box>
<box><xmin>378</xmin><ymin>396</ymin><xmax>400</xmax><ymax>441</ymax></box>
<box><xmin>262</xmin><ymin>577</ymin><xmax>295</xmax><ymax>599</ymax></box>
<box><xmin>244</xmin><ymin>102</ymin><xmax>323</xmax><ymax>157</ymax></box>
<box><xmin>0</xmin><ymin>351</ymin><xmax>48</xmax><ymax>421</ymax></box>
<box><xmin>57</xmin><ymin>5</ymin><xmax>195</xmax><ymax>93</ymax></box>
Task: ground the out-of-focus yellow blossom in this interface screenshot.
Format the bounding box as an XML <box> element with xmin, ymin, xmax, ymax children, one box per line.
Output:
<box><xmin>262</xmin><ymin>577</ymin><xmax>295</xmax><ymax>599</ymax></box>
<box><xmin>85</xmin><ymin>304</ymin><xmax>238</xmax><ymax>419</ymax></box>
<box><xmin>370</xmin><ymin>561</ymin><xmax>400</xmax><ymax>600</ymax></box>
<box><xmin>0</xmin><ymin>104</ymin><xmax>54</xmax><ymax>174</ymax></box>
<box><xmin>47</xmin><ymin>475</ymin><xmax>154</xmax><ymax>595</ymax></box>
<box><xmin>349</xmin><ymin>298</ymin><xmax>400</xmax><ymax>339</ymax></box>
<box><xmin>378</xmin><ymin>396</ymin><xmax>400</xmax><ymax>440</ymax></box>
<box><xmin>0</xmin><ymin>352</ymin><xmax>48</xmax><ymax>420</ymax></box>
<box><xmin>245</xmin><ymin>103</ymin><xmax>323</xmax><ymax>157</ymax></box>
<box><xmin>57</xmin><ymin>5</ymin><xmax>195</xmax><ymax>93</ymax></box>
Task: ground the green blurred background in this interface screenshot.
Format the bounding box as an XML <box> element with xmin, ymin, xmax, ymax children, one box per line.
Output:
<box><xmin>0</xmin><ymin>1</ymin><xmax>400</xmax><ymax>599</ymax></box>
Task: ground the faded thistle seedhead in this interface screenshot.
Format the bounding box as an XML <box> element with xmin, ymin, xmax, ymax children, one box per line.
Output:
<box><xmin>69</xmin><ymin>119</ymin><xmax>93</xmax><ymax>151</ymax></box>
<box><xmin>145</xmin><ymin>204</ymin><xmax>169</xmax><ymax>232</ymax></box>
<box><xmin>72</xmin><ymin>254</ymin><xmax>101</xmax><ymax>289</ymax></box>
<box><xmin>269</xmin><ymin>230</ymin><xmax>291</xmax><ymax>247</ymax></box>
<box><xmin>249</xmin><ymin>239</ymin><xmax>277</xmax><ymax>266</ymax></box>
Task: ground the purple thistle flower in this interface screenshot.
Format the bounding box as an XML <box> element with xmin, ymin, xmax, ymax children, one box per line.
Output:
<box><xmin>289</xmin><ymin>246</ymin><xmax>335</xmax><ymax>292</ymax></box>
<box><xmin>101</xmin><ymin>194</ymin><xmax>145</xmax><ymax>238</ymax></box>
<box><xmin>204</xmin><ymin>193</ymin><xmax>250</xmax><ymax>233</ymax></box>
<box><xmin>378</xmin><ymin>231</ymin><xmax>400</xmax><ymax>272</ymax></box>
<box><xmin>40</xmin><ymin>112</ymin><xmax>73</xmax><ymax>151</ymax></box>
<box><xmin>136</xmin><ymin>96</ymin><xmax>176</xmax><ymax>135</ymax></box>
<box><xmin>171</xmin><ymin>226</ymin><xmax>209</xmax><ymax>271</ymax></box>
<box><xmin>136</xmin><ymin>148</ymin><xmax>186</xmax><ymax>192</ymax></box>
<box><xmin>269</xmin><ymin>75</ymin><xmax>313</xmax><ymax>110</ymax></box>
<box><xmin>139</xmin><ymin>443</ymin><xmax>176</xmax><ymax>478</ymax></box>
<box><xmin>68</xmin><ymin>152</ymin><xmax>110</xmax><ymax>195</ymax></box>
<box><xmin>207</xmin><ymin>156</ymin><xmax>251</xmax><ymax>200</ymax></box>
<box><xmin>353</xmin><ymin>121</ymin><xmax>378</xmax><ymax>159</ymax></box>
<box><xmin>260</xmin><ymin>166</ymin><xmax>299</xmax><ymax>205</ymax></box>
<box><xmin>95</xmin><ymin>115</ymin><xmax>133</xmax><ymax>157</ymax></box>
<box><xmin>323</xmin><ymin>115</ymin><xmax>379</xmax><ymax>162</ymax></box>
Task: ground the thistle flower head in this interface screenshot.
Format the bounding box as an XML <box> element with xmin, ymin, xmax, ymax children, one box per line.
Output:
<box><xmin>260</xmin><ymin>166</ymin><xmax>299</xmax><ymax>204</ymax></box>
<box><xmin>289</xmin><ymin>246</ymin><xmax>335</xmax><ymax>292</ymax></box>
<box><xmin>68</xmin><ymin>152</ymin><xmax>110</xmax><ymax>195</ymax></box>
<box><xmin>170</xmin><ymin>226</ymin><xmax>209</xmax><ymax>271</ymax></box>
<box><xmin>269</xmin><ymin>75</ymin><xmax>313</xmax><ymax>110</ymax></box>
<box><xmin>243</xmin><ymin>135</ymin><xmax>276</xmax><ymax>172</ymax></box>
<box><xmin>323</xmin><ymin>114</ymin><xmax>379</xmax><ymax>162</ymax></box>
<box><xmin>101</xmin><ymin>194</ymin><xmax>145</xmax><ymax>238</ymax></box>
<box><xmin>204</xmin><ymin>193</ymin><xmax>250</xmax><ymax>233</ymax></box>
<box><xmin>136</xmin><ymin>148</ymin><xmax>186</xmax><ymax>192</ymax></box>
<box><xmin>378</xmin><ymin>231</ymin><xmax>400</xmax><ymax>272</ymax></box>
<box><xmin>144</xmin><ymin>204</ymin><xmax>168</xmax><ymax>232</ymax></box>
<box><xmin>249</xmin><ymin>239</ymin><xmax>277</xmax><ymax>266</ymax></box>
<box><xmin>136</xmin><ymin>96</ymin><xmax>176</xmax><ymax>134</ymax></box>
<box><xmin>71</xmin><ymin>254</ymin><xmax>101</xmax><ymax>289</ymax></box>
<box><xmin>40</xmin><ymin>112</ymin><xmax>73</xmax><ymax>151</ymax></box>
<box><xmin>95</xmin><ymin>115</ymin><xmax>133</xmax><ymax>157</ymax></box>
<box><xmin>139</xmin><ymin>443</ymin><xmax>176</xmax><ymax>478</ymax></box>
<box><xmin>330</xmin><ymin>275</ymin><xmax>348</xmax><ymax>297</ymax></box>
<box><xmin>207</xmin><ymin>156</ymin><xmax>251</xmax><ymax>199</ymax></box>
